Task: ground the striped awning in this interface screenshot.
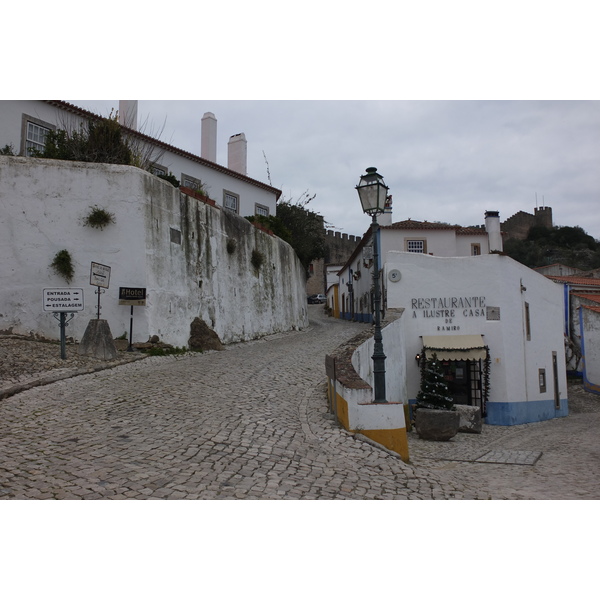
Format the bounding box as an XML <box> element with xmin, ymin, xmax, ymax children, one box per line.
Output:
<box><xmin>421</xmin><ymin>334</ymin><xmax>487</xmax><ymax>361</ymax></box>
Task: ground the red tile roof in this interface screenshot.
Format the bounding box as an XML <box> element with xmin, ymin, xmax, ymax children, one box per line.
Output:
<box><xmin>582</xmin><ymin>305</ymin><xmax>600</xmax><ymax>314</ymax></box>
<box><xmin>547</xmin><ymin>275</ymin><xmax>600</xmax><ymax>287</ymax></box>
<box><xmin>382</xmin><ymin>220</ymin><xmax>487</xmax><ymax>236</ymax></box>
<box><xmin>571</xmin><ymin>292</ymin><xmax>600</xmax><ymax>304</ymax></box>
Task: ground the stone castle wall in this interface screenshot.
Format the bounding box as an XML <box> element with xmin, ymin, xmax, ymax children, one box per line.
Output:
<box><xmin>502</xmin><ymin>206</ymin><xmax>553</xmax><ymax>241</ymax></box>
<box><xmin>306</xmin><ymin>230</ymin><xmax>362</xmax><ymax>295</ymax></box>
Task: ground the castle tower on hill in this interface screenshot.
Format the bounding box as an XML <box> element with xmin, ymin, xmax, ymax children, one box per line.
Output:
<box><xmin>502</xmin><ymin>206</ymin><xmax>553</xmax><ymax>242</ymax></box>
<box><xmin>534</xmin><ymin>206</ymin><xmax>553</xmax><ymax>229</ymax></box>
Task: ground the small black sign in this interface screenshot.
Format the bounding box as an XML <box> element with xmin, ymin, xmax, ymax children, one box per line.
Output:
<box><xmin>119</xmin><ymin>287</ymin><xmax>147</xmax><ymax>306</ymax></box>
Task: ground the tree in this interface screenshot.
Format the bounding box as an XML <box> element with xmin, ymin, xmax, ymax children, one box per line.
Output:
<box><xmin>248</xmin><ymin>190</ymin><xmax>326</xmax><ymax>277</ymax></box>
<box><xmin>275</xmin><ymin>191</ymin><xmax>326</xmax><ymax>277</ymax></box>
<box><xmin>504</xmin><ymin>224</ymin><xmax>600</xmax><ymax>271</ymax></box>
<box><xmin>416</xmin><ymin>353</ymin><xmax>453</xmax><ymax>410</ymax></box>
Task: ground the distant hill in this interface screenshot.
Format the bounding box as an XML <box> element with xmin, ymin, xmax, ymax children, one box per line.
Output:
<box><xmin>503</xmin><ymin>225</ymin><xmax>600</xmax><ymax>271</ymax></box>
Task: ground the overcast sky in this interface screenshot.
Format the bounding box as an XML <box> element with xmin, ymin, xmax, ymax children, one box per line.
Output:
<box><xmin>67</xmin><ymin>99</ymin><xmax>600</xmax><ymax>241</ymax></box>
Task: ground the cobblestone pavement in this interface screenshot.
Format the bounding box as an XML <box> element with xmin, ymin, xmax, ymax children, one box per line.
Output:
<box><xmin>1</xmin><ymin>306</ymin><xmax>599</xmax><ymax>499</ymax></box>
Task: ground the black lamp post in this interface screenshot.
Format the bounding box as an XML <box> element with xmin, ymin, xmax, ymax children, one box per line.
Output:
<box><xmin>356</xmin><ymin>167</ymin><xmax>389</xmax><ymax>404</ymax></box>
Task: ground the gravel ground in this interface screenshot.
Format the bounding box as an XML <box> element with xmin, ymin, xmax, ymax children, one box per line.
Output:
<box><xmin>0</xmin><ymin>335</ymin><xmax>146</xmax><ymax>395</ymax></box>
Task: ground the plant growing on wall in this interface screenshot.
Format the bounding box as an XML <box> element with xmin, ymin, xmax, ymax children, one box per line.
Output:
<box><xmin>416</xmin><ymin>352</ymin><xmax>453</xmax><ymax>411</ymax></box>
<box><xmin>226</xmin><ymin>239</ymin><xmax>237</xmax><ymax>254</ymax></box>
<box><xmin>39</xmin><ymin>113</ymin><xmax>133</xmax><ymax>165</ymax></box>
<box><xmin>83</xmin><ymin>205</ymin><xmax>116</xmax><ymax>230</ymax></box>
<box><xmin>33</xmin><ymin>109</ymin><xmax>167</xmax><ymax>170</ymax></box>
<box><xmin>251</xmin><ymin>249</ymin><xmax>265</xmax><ymax>271</ymax></box>
<box><xmin>51</xmin><ymin>249</ymin><xmax>75</xmax><ymax>283</ymax></box>
<box><xmin>157</xmin><ymin>172</ymin><xmax>180</xmax><ymax>187</ymax></box>
<box><xmin>0</xmin><ymin>143</ymin><xmax>15</xmax><ymax>155</ymax></box>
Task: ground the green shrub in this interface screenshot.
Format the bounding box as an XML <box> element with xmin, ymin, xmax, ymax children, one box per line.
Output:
<box><xmin>51</xmin><ymin>249</ymin><xmax>74</xmax><ymax>282</ymax></box>
<box><xmin>40</xmin><ymin>113</ymin><xmax>133</xmax><ymax>165</ymax></box>
<box><xmin>83</xmin><ymin>205</ymin><xmax>116</xmax><ymax>230</ymax></box>
<box><xmin>157</xmin><ymin>172</ymin><xmax>180</xmax><ymax>187</ymax></box>
<box><xmin>251</xmin><ymin>249</ymin><xmax>265</xmax><ymax>270</ymax></box>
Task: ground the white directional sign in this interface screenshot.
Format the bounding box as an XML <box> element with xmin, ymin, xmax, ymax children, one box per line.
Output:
<box><xmin>43</xmin><ymin>288</ymin><xmax>84</xmax><ymax>312</ymax></box>
<box><xmin>90</xmin><ymin>262</ymin><xmax>111</xmax><ymax>288</ymax></box>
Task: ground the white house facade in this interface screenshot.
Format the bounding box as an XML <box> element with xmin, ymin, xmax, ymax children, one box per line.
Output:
<box><xmin>385</xmin><ymin>253</ymin><xmax>568</xmax><ymax>426</ymax></box>
<box><xmin>0</xmin><ymin>100</ymin><xmax>281</xmax><ymax>218</ymax></box>
<box><xmin>544</xmin><ymin>274</ymin><xmax>600</xmax><ymax>390</ymax></box>
<box><xmin>337</xmin><ymin>211</ymin><xmax>503</xmax><ymax>322</ymax></box>
<box><xmin>579</xmin><ymin>305</ymin><xmax>600</xmax><ymax>394</ymax></box>
<box><xmin>334</xmin><ymin>209</ymin><xmax>569</xmax><ymax>426</ymax></box>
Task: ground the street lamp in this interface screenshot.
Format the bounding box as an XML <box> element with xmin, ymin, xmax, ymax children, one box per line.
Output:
<box><xmin>356</xmin><ymin>167</ymin><xmax>389</xmax><ymax>404</ymax></box>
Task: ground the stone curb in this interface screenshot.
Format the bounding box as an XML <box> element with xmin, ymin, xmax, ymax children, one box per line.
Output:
<box><xmin>353</xmin><ymin>433</ymin><xmax>404</xmax><ymax>460</ymax></box>
<box><xmin>0</xmin><ymin>354</ymin><xmax>148</xmax><ymax>401</ymax></box>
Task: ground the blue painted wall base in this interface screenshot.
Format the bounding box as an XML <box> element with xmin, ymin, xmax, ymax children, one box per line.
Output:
<box><xmin>485</xmin><ymin>398</ymin><xmax>568</xmax><ymax>425</ymax></box>
<box><xmin>341</xmin><ymin>312</ymin><xmax>372</xmax><ymax>323</ymax></box>
<box><xmin>408</xmin><ymin>398</ymin><xmax>569</xmax><ymax>426</ymax></box>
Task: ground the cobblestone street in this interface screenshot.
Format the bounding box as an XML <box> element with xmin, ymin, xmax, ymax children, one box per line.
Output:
<box><xmin>1</xmin><ymin>305</ymin><xmax>599</xmax><ymax>500</ymax></box>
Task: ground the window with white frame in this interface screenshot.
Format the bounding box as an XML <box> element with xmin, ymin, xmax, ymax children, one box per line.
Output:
<box><xmin>471</xmin><ymin>243</ymin><xmax>481</xmax><ymax>256</ymax></box>
<box><xmin>406</xmin><ymin>239</ymin><xmax>426</xmax><ymax>253</ymax></box>
<box><xmin>151</xmin><ymin>164</ymin><xmax>167</xmax><ymax>176</ymax></box>
<box><xmin>224</xmin><ymin>191</ymin><xmax>239</xmax><ymax>213</ymax></box>
<box><xmin>255</xmin><ymin>203</ymin><xmax>269</xmax><ymax>217</ymax></box>
<box><xmin>25</xmin><ymin>120</ymin><xmax>51</xmax><ymax>156</ymax></box>
<box><xmin>182</xmin><ymin>174</ymin><xmax>203</xmax><ymax>191</ymax></box>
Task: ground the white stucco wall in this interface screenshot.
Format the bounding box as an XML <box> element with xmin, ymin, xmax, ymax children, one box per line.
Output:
<box><xmin>147</xmin><ymin>149</ymin><xmax>278</xmax><ymax>217</ymax></box>
<box><xmin>0</xmin><ymin>156</ymin><xmax>307</xmax><ymax>346</ymax></box>
<box><xmin>0</xmin><ymin>100</ymin><xmax>278</xmax><ymax>218</ymax></box>
<box><xmin>0</xmin><ymin>100</ymin><xmax>88</xmax><ymax>156</ymax></box>
<box><xmin>384</xmin><ymin>252</ymin><xmax>567</xmax><ymax>424</ymax></box>
<box><xmin>454</xmin><ymin>233</ymin><xmax>490</xmax><ymax>256</ymax></box>
<box><xmin>351</xmin><ymin>313</ymin><xmax>408</xmax><ymax>405</ymax></box>
<box><xmin>581</xmin><ymin>307</ymin><xmax>600</xmax><ymax>392</ymax></box>
<box><xmin>380</xmin><ymin>228</ymin><xmax>489</xmax><ymax>259</ymax></box>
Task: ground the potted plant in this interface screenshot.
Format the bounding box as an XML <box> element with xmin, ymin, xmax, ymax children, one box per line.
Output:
<box><xmin>414</xmin><ymin>352</ymin><xmax>460</xmax><ymax>441</ymax></box>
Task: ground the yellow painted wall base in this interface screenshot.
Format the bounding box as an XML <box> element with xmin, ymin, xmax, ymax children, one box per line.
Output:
<box><xmin>332</xmin><ymin>392</ymin><xmax>410</xmax><ymax>462</ymax></box>
<box><xmin>335</xmin><ymin>393</ymin><xmax>350</xmax><ymax>430</ymax></box>
<box><xmin>360</xmin><ymin>428</ymin><xmax>410</xmax><ymax>463</ymax></box>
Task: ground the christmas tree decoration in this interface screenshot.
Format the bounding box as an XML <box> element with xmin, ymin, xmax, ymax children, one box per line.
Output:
<box><xmin>416</xmin><ymin>352</ymin><xmax>454</xmax><ymax>411</ymax></box>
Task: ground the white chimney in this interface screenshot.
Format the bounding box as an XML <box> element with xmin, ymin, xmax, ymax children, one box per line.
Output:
<box><xmin>228</xmin><ymin>133</ymin><xmax>247</xmax><ymax>175</ymax></box>
<box><xmin>201</xmin><ymin>112</ymin><xmax>217</xmax><ymax>163</ymax></box>
<box><xmin>485</xmin><ymin>210</ymin><xmax>503</xmax><ymax>253</ymax></box>
<box><xmin>118</xmin><ymin>100</ymin><xmax>138</xmax><ymax>130</ymax></box>
<box><xmin>378</xmin><ymin>194</ymin><xmax>393</xmax><ymax>226</ymax></box>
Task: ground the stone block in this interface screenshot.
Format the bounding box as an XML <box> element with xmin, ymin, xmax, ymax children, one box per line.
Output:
<box><xmin>188</xmin><ymin>317</ymin><xmax>224</xmax><ymax>351</ymax></box>
<box><xmin>78</xmin><ymin>319</ymin><xmax>118</xmax><ymax>360</ymax></box>
<box><xmin>455</xmin><ymin>405</ymin><xmax>482</xmax><ymax>433</ymax></box>
<box><xmin>414</xmin><ymin>408</ymin><xmax>460</xmax><ymax>441</ymax></box>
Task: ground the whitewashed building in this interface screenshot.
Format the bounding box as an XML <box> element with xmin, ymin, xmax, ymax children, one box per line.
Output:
<box><xmin>384</xmin><ymin>252</ymin><xmax>567</xmax><ymax>426</ymax></box>
<box><xmin>335</xmin><ymin>208</ymin><xmax>568</xmax><ymax>426</ymax></box>
<box><xmin>0</xmin><ymin>100</ymin><xmax>281</xmax><ymax>218</ymax></box>
<box><xmin>544</xmin><ymin>274</ymin><xmax>600</xmax><ymax>392</ymax></box>
<box><xmin>338</xmin><ymin>209</ymin><xmax>503</xmax><ymax>322</ymax></box>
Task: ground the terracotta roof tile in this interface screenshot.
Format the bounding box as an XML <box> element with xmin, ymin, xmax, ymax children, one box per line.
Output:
<box><xmin>547</xmin><ymin>275</ymin><xmax>600</xmax><ymax>287</ymax></box>
<box><xmin>382</xmin><ymin>220</ymin><xmax>487</xmax><ymax>236</ymax></box>
<box><xmin>582</xmin><ymin>305</ymin><xmax>600</xmax><ymax>314</ymax></box>
<box><xmin>570</xmin><ymin>292</ymin><xmax>600</xmax><ymax>303</ymax></box>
